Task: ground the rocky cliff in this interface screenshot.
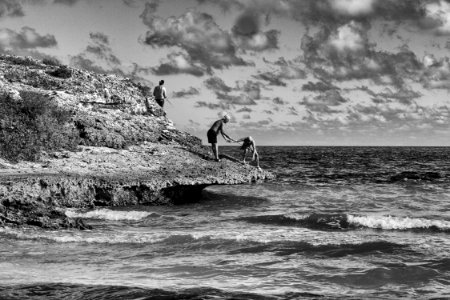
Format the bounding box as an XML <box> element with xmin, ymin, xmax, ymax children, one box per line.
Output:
<box><xmin>0</xmin><ymin>55</ymin><xmax>273</xmax><ymax>229</ymax></box>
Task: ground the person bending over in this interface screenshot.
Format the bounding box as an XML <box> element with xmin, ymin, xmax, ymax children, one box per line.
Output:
<box><xmin>235</xmin><ymin>136</ymin><xmax>261</xmax><ymax>170</ymax></box>
<box><xmin>207</xmin><ymin>114</ymin><xmax>233</xmax><ymax>161</ymax></box>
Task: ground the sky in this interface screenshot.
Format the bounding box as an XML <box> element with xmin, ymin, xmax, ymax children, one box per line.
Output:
<box><xmin>2</xmin><ymin>0</ymin><xmax>450</xmax><ymax>146</ymax></box>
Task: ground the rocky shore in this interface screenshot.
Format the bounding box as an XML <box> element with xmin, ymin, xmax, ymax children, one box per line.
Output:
<box><xmin>0</xmin><ymin>55</ymin><xmax>273</xmax><ymax>229</ymax></box>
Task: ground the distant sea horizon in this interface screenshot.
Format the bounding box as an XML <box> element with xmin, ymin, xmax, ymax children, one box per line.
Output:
<box><xmin>212</xmin><ymin>144</ymin><xmax>450</xmax><ymax>147</ymax></box>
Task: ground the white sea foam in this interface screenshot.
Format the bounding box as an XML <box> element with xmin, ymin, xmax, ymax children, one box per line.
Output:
<box><xmin>0</xmin><ymin>225</ymin><xmax>329</xmax><ymax>245</ymax></box>
<box><xmin>65</xmin><ymin>208</ymin><xmax>153</xmax><ymax>221</ymax></box>
<box><xmin>347</xmin><ymin>214</ymin><xmax>450</xmax><ymax>230</ymax></box>
<box><xmin>0</xmin><ymin>227</ymin><xmax>171</xmax><ymax>244</ymax></box>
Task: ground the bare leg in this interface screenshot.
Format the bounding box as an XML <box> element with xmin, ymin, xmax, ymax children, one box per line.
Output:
<box><xmin>242</xmin><ymin>149</ymin><xmax>248</xmax><ymax>163</ymax></box>
<box><xmin>211</xmin><ymin>143</ymin><xmax>219</xmax><ymax>161</ymax></box>
<box><xmin>255</xmin><ymin>153</ymin><xmax>261</xmax><ymax>169</ymax></box>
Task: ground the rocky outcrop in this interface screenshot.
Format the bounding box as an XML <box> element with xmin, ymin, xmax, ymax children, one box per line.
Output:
<box><xmin>0</xmin><ymin>55</ymin><xmax>273</xmax><ymax>229</ymax></box>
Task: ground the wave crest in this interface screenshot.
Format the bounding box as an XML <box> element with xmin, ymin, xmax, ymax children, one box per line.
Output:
<box><xmin>65</xmin><ymin>208</ymin><xmax>155</xmax><ymax>221</ymax></box>
<box><xmin>240</xmin><ymin>213</ymin><xmax>450</xmax><ymax>233</ymax></box>
<box><xmin>348</xmin><ymin>215</ymin><xmax>450</xmax><ymax>232</ymax></box>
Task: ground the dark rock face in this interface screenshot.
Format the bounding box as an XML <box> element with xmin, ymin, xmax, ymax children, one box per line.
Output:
<box><xmin>0</xmin><ymin>55</ymin><xmax>274</xmax><ymax>229</ymax></box>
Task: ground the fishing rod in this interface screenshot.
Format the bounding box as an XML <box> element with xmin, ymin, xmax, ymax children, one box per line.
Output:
<box><xmin>148</xmin><ymin>96</ymin><xmax>173</xmax><ymax>107</ymax></box>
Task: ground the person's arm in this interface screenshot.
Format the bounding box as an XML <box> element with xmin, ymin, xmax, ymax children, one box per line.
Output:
<box><xmin>219</xmin><ymin>123</ymin><xmax>234</xmax><ymax>142</ymax></box>
<box><xmin>221</xmin><ymin>131</ymin><xmax>234</xmax><ymax>142</ymax></box>
<box><xmin>163</xmin><ymin>87</ymin><xmax>167</xmax><ymax>99</ymax></box>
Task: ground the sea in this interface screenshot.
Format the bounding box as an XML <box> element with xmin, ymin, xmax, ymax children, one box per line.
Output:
<box><xmin>0</xmin><ymin>146</ymin><xmax>449</xmax><ymax>299</ymax></box>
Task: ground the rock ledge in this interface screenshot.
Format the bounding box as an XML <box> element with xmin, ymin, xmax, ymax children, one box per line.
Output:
<box><xmin>0</xmin><ymin>55</ymin><xmax>273</xmax><ymax>229</ymax></box>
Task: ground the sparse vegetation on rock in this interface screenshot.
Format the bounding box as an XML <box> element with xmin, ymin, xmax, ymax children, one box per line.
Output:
<box><xmin>42</xmin><ymin>57</ymin><xmax>61</xmax><ymax>67</ymax></box>
<box><xmin>0</xmin><ymin>90</ymin><xmax>79</xmax><ymax>162</ymax></box>
<box><xmin>48</xmin><ymin>65</ymin><xmax>72</xmax><ymax>79</ymax></box>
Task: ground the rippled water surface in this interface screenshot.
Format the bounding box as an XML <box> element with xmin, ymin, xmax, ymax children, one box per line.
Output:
<box><xmin>1</xmin><ymin>147</ymin><xmax>449</xmax><ymax>299</ymax></box>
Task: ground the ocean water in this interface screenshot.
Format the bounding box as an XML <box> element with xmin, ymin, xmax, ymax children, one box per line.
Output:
<box><xmin>0</xmin><ymin>147</ymin><xmax>449</xmax><ymax>299</ymax></box>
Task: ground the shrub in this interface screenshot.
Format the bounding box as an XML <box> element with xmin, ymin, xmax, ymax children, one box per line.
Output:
<box><xmin>48</xmin><ymin>66</ymin><xmax>72</xmax><ymax>79</ymax></box>
<box><xmin>0</xmin><ymin>91</ymin><xmax>79</xmax><ymax>162</ymax></box>
<box><xmin>2</xmin><ymin>55</ymin><xmax>42</xmax><ymax>67</ymax></box>
<box><xmin>134</xmin><ymin>83</ymin><xmax>152</xmax><ymax>98</ymax></box>
<box><xmin>42</xmin><ymin>57</ymin><xmax>61</xmax><ymax>66</ymax></box>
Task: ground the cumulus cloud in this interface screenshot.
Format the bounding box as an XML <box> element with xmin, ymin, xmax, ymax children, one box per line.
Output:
<box><xmin>0</xmin><ymin>0</ymin><xmax>24</xmax><ymax>18</ymax></box>
<box><xmin>123</xmin><ymin>0</ymin><xmax>157</xmax><ymax>8</ymax></box>
<box><xmin>421</xmin><ymin>0</ymin><xmax>450</xmax><ymax>35</ymax></box>
<box><xmin>197</xmin><ymin>77</ymin><xmax>258</xmax><ymax>108</ymax></box>
<box><xmin>204</xmin><ymin>77</ymin><xmax>268</xmax><ymax>105</ymax></box>
<box><xmin>71</xmin><ymin>32</ymin><xmax>121</xmax><ymax>72</ymax></box>
<box><xmin>70</xmin><ymin>32</ymin><xmax>152</xmax><ymax>85</ymax></box>
<box><xmin>239</xmin><ymin>118</ymin><xmax>273</xmax><ymax>128</ymax></box>
<box><xmin>374</xmin><ymin>87</ymin><xmax>422</xmax><ymax>105</ymax></box>
<box><xmin>152</xmin><ymin>52</ymin><xmax>207</xmax><ymax>77</ymax></box>
<box><xmin>0</xmin><ymin>26</ymin><xmax>56</xmax><ymax>51</ymax></box>
<box><xmin>233</xmin><ymin>29</ymin><xmax>279</xmax><ymax>51</ymax></box>
<box><xmin>86</xmin><ymin>32</ymin><xmax>120</xmax><ymax>65</ymax></box>
<box><xmin>288</xmin><ymin>106</ymin><xmax>299</xmax><ymax>116</ymax></box>
<box><xmin>197</xmin><ymin>0</ymin><xmax>290</xmax><ymax>18</ymax></box>
<box><xmin>198</xmin><ymin>0</ymin><xmax>425</xmax><ymax>28</ymax></box>
<box><xmin>345</xmin><ymin>104</ymin><xmax>423</xmax><ymax>127</ymax></box>
<box><xmin>141</xmin><ymin>5</ymin><xmax>249</xmax><ymax>71</ymax></box>
<box><xmin>70</xmin><ymin>56</ymin><xmax>110</xmax><ymax>74</ymax></box>
<box><xmin>420</xmin><ymin>54</ymin><xmax>450</xmax><ymax>89</ymax></box>
<box><xmin>301</xmin><ymin>22</ymin><xmax>422</xmax><ymax>87</ymax></box>
<box><xmin>299</xmin><ymin>90</ymin><xmax>348</xmax><ymax>114</ymax></box>
<box><xmin>237</xmin><ymin>107</ymin><xmax>252</xmax><ymax>113</ymax></box>
<box><xmin>302</xmin><ymin>81</ymin><xmax>338</xmax><ymax>92</ymax></box>
<box><xmin>253</xmin><ymin>71</ymin><xmax>286</xmax><ymax>86</ymax></box>
<box><xmin>259</xmin><ymin>57</ymin><xmax>307</xmax><ymax>85</ymax></box>
<box><xmin>329</xmin><ymin>0</ymin><xmax>375</xmax><ymax>16</ymax></box>
<box><xmin>204</xmin><ymin>77</ymin><xmax>261</xmax><ymax>106</ymax></box>
<box><xmin>125</xmin><ymin>63</ymin><xmax>153</xmax><ymax>86</ymax></box>
<box><xmin>236</xmin><ymin>80</ymin><xmax>263</xmax><ymax>100</ymax></box>
<box><xmin>204</xmin><ymin>77</ymin><xmax>232</xmax><ymax>93</ymax></box>
<box><xmin>273</xmin><ymin>97</ymin><xmax>286</xmax><ymax>105</ymax></box>
<box><xmin>329</xmin><ymin>21</ymin><xmax>368</xmax><ymax>52</ymax></box>
<box><xmin>53</xmin><ymin>0</ymin><xmax>79</xmax><ymax>5</ymax></box>
<box><xmin>196</xmin><ymin>101</ymin><xmax>231</xmax><ymax>110</ymax></box>
<box><xmin>172</xmin><ymin>87</ymin><xmax>200</xmax><ymax>98</ymax></box>
<box><xmin>313</xmin><ymin>90</ymin><xmax>348</xmax><ymax>105</ymax></box>
<box><xmin>231</xmin><ymin>11</ymin><xmax>279</xmax><ymax>51</ymax></box>
<box><xmin>216</xmin><ymin>92</ymin><xmax>256</xmax><ymax>105</ymax></box>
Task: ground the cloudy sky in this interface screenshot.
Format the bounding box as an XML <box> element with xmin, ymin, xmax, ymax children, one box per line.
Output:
<box><xmin>2</xmin><ymin>0</ymin><xmax>450</xmax><ymax>145</ymax></box>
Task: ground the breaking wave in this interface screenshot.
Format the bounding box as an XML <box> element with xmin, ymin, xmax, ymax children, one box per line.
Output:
<box><xmin>347</xmin><ymin>214</ymin><xmax>450</xmax><ymax>232</ymax></box>
<box><xmin>65</xmin><ymin>208</ymin><xmax>156</xmax><ymax>221</ymax></box>
<box><xmin>240</xmin><ymin>213</ymin><xmax>450</xmax><ymax>233</ymax></box>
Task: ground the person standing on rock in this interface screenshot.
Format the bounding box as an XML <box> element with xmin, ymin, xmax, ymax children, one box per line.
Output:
<box><xmin>207</xmin><ymin>114</ymin><xmax>234</xmax><ymax>162</ymax></box>
<box><xmin>153</xmin><ymin>80</ymin><xmax>167</xmax><ymax>108</ymax></box>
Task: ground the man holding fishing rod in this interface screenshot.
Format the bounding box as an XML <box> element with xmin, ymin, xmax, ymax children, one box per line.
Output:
<box><xmin>153</xmin><ymin>80</ymin><xmax>168</xmax><ymax>108</ymax></box>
